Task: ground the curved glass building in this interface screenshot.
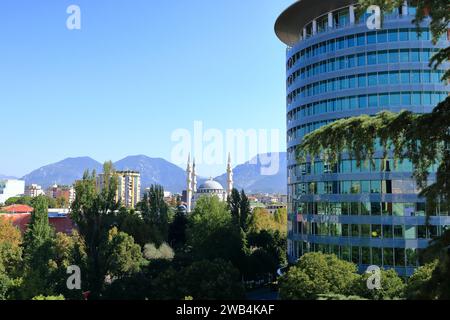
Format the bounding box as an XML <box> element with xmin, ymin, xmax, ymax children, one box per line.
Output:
<box><xmin>275</xmin><ymin>0</ymin><xmax>450</xmax><ymax>276</ymax></box>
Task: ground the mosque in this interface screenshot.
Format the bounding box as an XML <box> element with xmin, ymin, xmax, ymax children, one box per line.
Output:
<box><xmin>185</xmin><ymin>154</ymin><xmax>233</xmax><ymax>213</ymax></box>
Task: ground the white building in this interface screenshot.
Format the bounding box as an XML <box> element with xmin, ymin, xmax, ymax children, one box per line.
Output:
<box><xmin>25</xmin><ymin>184</ymin><xmax>45</xmax><ymax>197</ymax></box>
<box><xmin>185</xmin><ymin>154</ymin><xmax>233</xmax><ymax>213</ymax></box>
<box><xmin>0</xmin><ymin>179</ymin><xmax>25</xmax><ymax>204</ymax></box>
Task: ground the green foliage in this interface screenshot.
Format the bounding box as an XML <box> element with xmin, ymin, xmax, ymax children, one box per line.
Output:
<box><xmin>70</xmin><ymin>161</ymin><xmax>120</xmax><ymax>297</ymax></box>
<box><xmin>140</xmin><ymin>185</ymin><xmax>170</xmax><ymax>241</ymax></box>
<box><xmin>168</xmin><ymin>209</ymin><xmax>188</xmax><ymax>249</ymax></box>
<box><xmin>4</xmin><ymin>195</ymin><xmax>58</xmax><ymax>209</ymax></box>
<box><xmin>21</xmin><ymin>196</ymin><xmax>57</xmax><ymax>299</ymax></box>
<box><xmin>247</xmin><ymin>230</ymin><xmax>287</xmax><ymax>278</ymax></box>
<box><xmin>115</xmin><ymin>208</ymin><xmax>162</xmax><ymax>247</ymax></box>
<box><xmin>100</xmin><ymin>227</ymin><xmax>144</xmax><ymax>280</ymax></box>
<box><xmin>180</xmin><ymin>259</ymin><xmax>246</xmax><ymax>300</ymax></box>
<box><xmin>406</xmin><ymin>261</ymin><xmax>439</xmax><ymax>299</ymax></box>
<box><xmin>354</xmin><ymin>268</ymin><xmax>406</xmax><ymax>300</ymax></box>
<box><xmin>32</xmin><ymin>295</ymin><xmax>65</xmax><ymax>300</ymax></box>
<box><xmin>279</xmin><ymin>252</ymin><xmax>359</xmax><ymax>300</ymax></box>
<box><xmin>143</xmin><ymin>243</ymin><xmax>174</xmax><ymax>261</ymax></box>
<box><xmin>0</xmin><ymin>219</ymin><xmax>23</xmax><ymax>300</ymax></box>
<box><xmin>248</xmin><ymin>207</ymin><xmax>286</xmax><ymax>235</ymax></box>
<box><xmin>317</xmin><ymin>293</ymin><xmax>368</xmax><ymax>300</ymax></box>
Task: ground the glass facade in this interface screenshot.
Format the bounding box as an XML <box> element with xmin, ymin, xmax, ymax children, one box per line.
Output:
<box><xmin>279</xmin><ymin>1</ymin><xmax>450</xmax><ymax>276</ymax></box>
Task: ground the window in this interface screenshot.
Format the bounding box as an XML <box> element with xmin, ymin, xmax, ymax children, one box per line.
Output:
<box><xmin>395</xmin><ymin>248</ymin><xmax>405</xmax><ymax>267</ymax></box>
<box><xmin>367</xmin><ymin>52</ymin><xmax>377</xmax><ymax>65</ymax></box>
<box><xmin>411</xmin><ymin>50</ymin><xmax>420</xmax><ymax>62</ymax></box>
<box><xmin>368</xmin><ymin>73</ymin><xmax>377</xmax><ymax>86</ymax></box>
<box><xmin>412</xmin><ymin>92</ymin><xmax>421</xmax><ymax>105</ymax></box>
<box><xmin>389</xmin><ymin>71</ymin><xmax>400</xmax><ymax>84</ymax></box>
<box><xmin>357</xmin><ymin>53</ymin><xmax>366</xmax><ymax>66</ymax></box>
<box><xmin>383</xmin><ymin>225</ymin><xmax>393</xmax><ymax>238</ymax></box>
<box><xmin>379</xmin><ymin>72</ymin><xmax>388</xmax><ymax>84</ymax></box>
<box><xmin>348</xmin><ymin>55</ymin><xmax>356</xmax><ymax>68</ymax></box>
<box><xmin>372</xmin><ymin>225</ymin><xmax>382</xmax><ymax>237</ymax></box>
<box><xmin>371</xmin><ymin>202</ymin><xmax>381</xmax><ymax>215</ymax></box>
<box><xmin>399</xmin><ymin>28</ymin><xmax>409</xmax><ymax>41</ymax></box>
<box><xmin>411</xmin><ymin>71</ymin><xmax>421</xmax><ymax>83</ymax></box>
<box><xmin>378</xmin><ymin>51</ymin><xmax>388</xmax><ymax>64</ymax></box>
<box><xmin>409</xmin><ymin>28</ymin><xmax>419</xmax><ymax>40</ymax></box>
<box><xmin>402</xmin><ymin>92</ymin><xmax>411</xmax><ymax>105</ymax></box>
<box><xmin>389</xmin><ymin>50</ymin><xmax>399</xmax><ymax>63</ymax></box>
<box><xmin>367</xmin><ymin>31</ymin><xmax>376</xmax><ymax>44</ymax></box>
<box><xmin>400</xmin><ymin>49</ymin><xmax>409</xmax><ymax>62</ymax></box>
<box><xmin>357</xmin><ymin>33</ymin><xmax>365</xmax><ymax>46</ymax></box>
<box><xmin>359</xmin><ymin>95</ymin><xmax>367</xmax><ymax>108</ymax></box>
<box><xmin>379</xmin><ymin>94</ymin><xmax>389</xmax><ymax>106</ymax></box>
<box><xmin>368</xmin><ymin>94</ymin><xmax>378</xmax><ymax>108</ymax></box>
<box><xmin>358</xmin><ymin>75</ymin><xmax>366</xmax><ymax>87</ymax></box>
<box><xmin>383</xmin><ymin>248</ymin><xmax>394</xmax><ymax>266</ymax></box>
<box><xmin>388</xmin><ymin>29</ymin><xmax>398</xmax><ymax>41</ymax></box>
<box><xmin>347</xmin><ymin>35</ymin><xmax>355</xmax><ymax>47</ymax></box>
<box><xmin>390</xmin><ymin>92</ymin><xmax>400</xmax><ymax>105</ymax></box>
<box><xmin>401</xmin><ymin>71</ymin><xmax>410</xmax><ymax>83</ymax></box>
<box><xmin>377</xmin><ymin>30</ymin><xmax>387</xmax><ymax>43</ymax></box>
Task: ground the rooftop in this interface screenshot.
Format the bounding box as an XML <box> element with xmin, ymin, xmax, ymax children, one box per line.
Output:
<box><xmin>275</xmin><ymin>0</ymin><xmax>355</xmax><ymax>45</ymax></box>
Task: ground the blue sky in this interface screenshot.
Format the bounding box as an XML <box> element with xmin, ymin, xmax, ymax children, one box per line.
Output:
<box><xmin>0</xmin><ymin>0</ymin><xmax>291</xmax><ymax>177</ymax></box>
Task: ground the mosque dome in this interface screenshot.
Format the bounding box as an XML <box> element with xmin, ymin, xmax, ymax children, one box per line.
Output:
<box><xmin>198</xmin><ymin>178</ymin><xmax>224</xmax><ymax>191</ymax></box>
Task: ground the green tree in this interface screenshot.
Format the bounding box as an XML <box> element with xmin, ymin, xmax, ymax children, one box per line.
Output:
<box><xmin>239</xmin><ymin>190</ymin><xmax>251</xmax><ymax>232</ymax></box>
<box><xmin>0</xmin><ymin>219</ymin><xmax>23</xmax><ymax>300</ymax></box>
<box><xmin>100</xmin><ymin>227</ymin><xmax>144</xmax><ymax>281</ymax></box>
<box><xmin>21</xmin><ymin>195</ymin><xmax>56</xmax><ymax>298</ymax></box>
<box><xmin>49</xmin><ymin>231</ymin><xmax>87</xmax><ymax>299</ymax></box>
<box><xmin>70</xmin><ymin>161</ymin><xmax>120</xmax><ymax>298</ymax></box>
<box><xmin>140</xmin><ymin>185</ymin><xmax>170</xmax><ymax>242</ymax></box>
<box><xmin>353</xmin><ymin>268</ymin><xmax>405</xmax><ymax>300</ymax></box>
<box><xmin>279</xmin><ymin>252</ymin><xmax>359</xmax><ymax>300</ymax></box>
<box><xmin>180</xmin><ymin>259</ymin><xmax>245</xmax><ymax>300</ymax></box>
<box><xmin>168</xmin><ymin>206</ymin><xmax>188</xmax><ymax>249</ymax></box>
<box><xmin>227</xmin><ymin>188</ymin><xmax>241</xmax><ymax>226</ymax></box>
<box><xmin>406</xmin><ymin>260</ymin><xmax>439</xmax><ymax>300</ymax></box>
<box><xmin>143</xmin><ymin>243</ymin><xmax>174</xmax><ymax>261</ymax></box>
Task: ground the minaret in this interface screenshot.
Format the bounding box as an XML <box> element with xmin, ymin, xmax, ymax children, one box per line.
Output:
<box><xmin>192</xmin><ymin>158</ymin><xmax>197</xmax><ymax>193</ymax></box>
<box><xmin>186</xmin><ymin>154</ymin><xmax>193</xmax><ymax>213</ymax></box>
<box><xmin>226</xmin><ymin>153</ymin><xmax>233</xmax><ymax>196</ymax></box>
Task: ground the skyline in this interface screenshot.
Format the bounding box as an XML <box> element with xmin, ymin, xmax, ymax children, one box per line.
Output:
<box><xmin>0</xmin><ymin>0</ymin><xmax>292</xmax><ymax>177</ymax></box>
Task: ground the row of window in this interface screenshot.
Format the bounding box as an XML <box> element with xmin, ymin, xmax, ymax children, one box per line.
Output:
<box><xmin>291</xmin><ymin>201</ymin><xmax>449</xmax><ymax>217</ymax></box>
<box><xmin>289</xmin><ymin>159</ymin><xmax>417</xmax><ymax>176</ymax></box>
<box><xmin>286</xmin><ymin>92</ymin><xmax>448</xmax><ymax>133</ymax></box>
<box><xmin>293</xmin><ymin>179</ymin><xmax>422</xmax><ymax>196</ymax></box>
<box><xmin>287</xmin><ymin>48</ymin><xmax>439</xmax><ymax>87</ymax></box>
<box><xmin>291</xmin><ymin>241</ymin><xmax>421</xmax><ymax>268</ymax></box>
<box><xmin>287</xmin><ymin>26</ymin><xmax>446</xmax><ymax>70</ymax></box>
<box><xmin>289</xmin><ymin>70</ymin><xmax>445</xmax><ymax>101</ymax></box>
<box><xmin>300</xmin><ymin>5</ymin><xmax>420</xmax><ymax>44</ymax></box>
<box><xmin>296</xmin><ymin>222</ymin><xmax>449</xmax><ymax>240</ymax></box>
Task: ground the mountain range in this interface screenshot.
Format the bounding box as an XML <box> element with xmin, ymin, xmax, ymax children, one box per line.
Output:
<box><xmin>13</xmin><ymin>152</ymin><xmax>286</xmax><ymax>194</ymax></box>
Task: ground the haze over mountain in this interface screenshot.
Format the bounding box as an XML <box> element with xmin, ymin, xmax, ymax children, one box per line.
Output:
<box><xmin>17</xmin><ymin>152</ymin><xmax>287</xmax><ymax>194</ymax></box>
<box><xmin>215</xmin><ymin>152</ymin><xmax>287</xmax><ymax>194</ymax></box>
<box><xmin>21</xmin><ymin>157</ymin><xmax>103</xmax><ymax>188</ymax></box>
<box><xmin>0</xmin><ymin>174</ymin><xmax>17</xmax><ymax>180</ymax></box>
<box><xmin>113</xmin><ymin>155</ymin><xmax>186</xmax><ymax>193</ymax></box>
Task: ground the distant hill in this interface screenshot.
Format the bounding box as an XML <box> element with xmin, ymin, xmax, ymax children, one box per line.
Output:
<box><xmin>19</xmin><ymin>152</ymin><xmax>287</xmax><ymax>194</ymax></box>
<box><xmin>0</xmin><ymin>174</ymin><xmax>18</xmax><ymax>180</ymax></box>
<box><xmin>113</xmin><ymin>155</ymin><xmax>186</xmax><ymax>193</ymax></box>
<box><xmin>21</xmin><ymin>157</ymin><xmax>103</xmax><ymax>188</ymax></box>
<box><xmin>215</xmin><ymin>152</ymin><xmax>287</xmax><ymax>194</ymax></box>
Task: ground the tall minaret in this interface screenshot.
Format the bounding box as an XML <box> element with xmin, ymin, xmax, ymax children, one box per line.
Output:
<box><xmin>186</xmin><ymin>154</ymin><xmax>193</xmax><ymax>213</ymax></box>
<box><xmin>226</xmin><ymin>153</ymin><xmax>233</xmax><ymax>196</ymax></box>
<box><xmin>192</xmin><ymin>158</ymin><xmax>197</xmax><ymax>193</ymax></box>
